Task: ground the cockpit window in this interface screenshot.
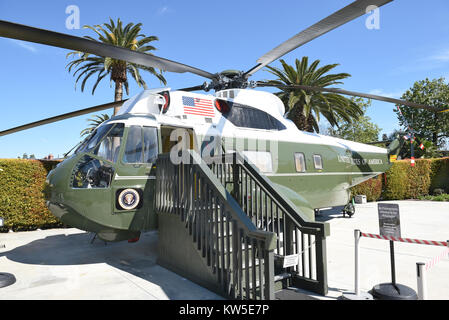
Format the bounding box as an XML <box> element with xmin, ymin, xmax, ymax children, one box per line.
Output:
<box><xmin>123</xmin><ymin>125</ymin><xmax>159</xmax><ymax>164</ymax></box>
<box><xmin>123</xmin><ymin>126</ymin><xmax>143</xmax><ymax>163</ymax></box>
<box><xmin>76</xmin><ymin>124</ymin><xmax>114</xmax><ymax>154</ymax></box>
<box><xmin>93</xmin><ymin>123</ymin><xmax>124</xmax><ymax>163</ymax></box>
<box><xmin>72</xmin><ymin>155</ymin><xmax>114</xmax><ymax>189</ymax></box>
<box><xmin>143</xmin><ymin>127</ymin><xmax>159</xmax><ymax>163</ymax></box>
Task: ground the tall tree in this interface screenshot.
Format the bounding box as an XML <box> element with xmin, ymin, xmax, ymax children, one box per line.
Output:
<box><xmin>67</xmin><ymin>18</ymin><xmax>167</xmax><ymax>115</ymax></box>
<box><xmin>327</xmin><ymin>97</ymin><xmax>381</xmax><ymax>143</ymax></box>
<box><xmin>262</xmin><ymin>57</ymin><xmax>363</xmax><ymax>132</ymax></box>
<box><xmin>395</xmin><ymin>78</ymin><xmax>449</xmax><ymax>149</ymax></box>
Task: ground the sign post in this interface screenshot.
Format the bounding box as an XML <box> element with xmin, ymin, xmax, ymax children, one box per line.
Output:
<box><xmin>371</xmin><ymin>203</ymin><xmax>417</xmax><ymax>300</ymax></box>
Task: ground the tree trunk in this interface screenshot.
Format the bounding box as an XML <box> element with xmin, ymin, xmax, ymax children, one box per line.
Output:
<box><xmin>290</xmin><ymin>104</ymin><xmax>314</xmax><ymax>132</ymax></box>
<box><xmin>306</xmin><ymin>115</ymin><xmax>315</xmax><ymax>133</ymax></box>
<box><xmin>114</xmin><ymin>80</ymin><xmax>123</xmax><ymax>115</ymax></box>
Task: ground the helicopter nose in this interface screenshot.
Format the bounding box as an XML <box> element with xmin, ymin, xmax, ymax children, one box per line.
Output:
<box><xmin>44</xmin><ymin>159</ymin><xmax>87</xmax><ymax>228</ymax></box>
<box><xmin>45</xmin><ymin>166</ymin><xmax>71</xmax><ymax>220</ymax></box>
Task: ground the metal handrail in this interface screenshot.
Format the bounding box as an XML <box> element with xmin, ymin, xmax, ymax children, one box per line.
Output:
<box><xmin>208</xmin><ymin>151</ymin><xmax>328</xmax><ymax>295</ymax></box>
<box><xmin>155</xmin><ymin>150</ymin><xmax>276</xmax><ymax>299</ymax></box>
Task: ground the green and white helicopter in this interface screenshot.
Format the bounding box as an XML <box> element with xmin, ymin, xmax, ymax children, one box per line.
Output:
<box><xmin>0</xmin><ymin>0</ymin><xmax>445</xmax><ymax>242</ymax></box>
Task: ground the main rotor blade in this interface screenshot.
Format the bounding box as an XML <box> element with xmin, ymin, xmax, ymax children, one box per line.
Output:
<box><xmin>257</xmin><ymin>83</ymin><xmax>443</xmax><ymax>112</ymax></box>
<box><xmin>176</xmin><ymin>84</ymin><xmax>206</xmax><ymax>92</ymax></box>
<box><xmin>244</xmin><ymin>0</ymin><xmax>393</xmax><ymax>77</ymax></box>
<box><xmin>0</xmin><ymin>100</ymin><xmax>126</xmax><ymax>137</ymax></box>
<box><xmin>0</xmin><ymin>20</ymin><xmax>216</xmax><ymax>80</ymax></box>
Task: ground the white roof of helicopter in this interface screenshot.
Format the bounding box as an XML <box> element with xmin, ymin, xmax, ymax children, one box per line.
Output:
<box><xmin>115</xmin><ymin>88</ymin><xmax>386</xmax><ymax>154</ymax></box>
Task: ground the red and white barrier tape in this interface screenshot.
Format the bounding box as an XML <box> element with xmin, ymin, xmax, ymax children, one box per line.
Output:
<box><xmin>426</xmin><ymin>248</ymin><xmax>449</xmax><ymax>271</ymax></box>
<box><xmin>360</xmin><ymin>232</ymin><xmax>448</xmax><ymax>247</ymax></box>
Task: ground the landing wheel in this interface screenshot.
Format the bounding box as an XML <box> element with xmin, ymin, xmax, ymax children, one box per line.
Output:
<box><xmin>343</xmin><ymin>203</ymin><xmax>355</xmax><ymax>218</ymax></box>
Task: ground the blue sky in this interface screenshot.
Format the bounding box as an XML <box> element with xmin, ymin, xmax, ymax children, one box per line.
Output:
<box><xmin>1</xmin><ymin>0</ymin><xmax>449</xmax><ymax>159</ymax></box>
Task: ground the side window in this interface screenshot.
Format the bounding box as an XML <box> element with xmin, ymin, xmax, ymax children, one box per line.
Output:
<box><xmin>123</xmin><ymin>126</ymin><xmax>143</xmax><ymax>163</ymax></box>
<box><xmin>94</xmin><ymin>124</ymin><xmax>124</xmax><ymax>163</ymax></box>
<box><xmin>313</xmin><ymin>154</ymin><xmax>323</xmax><ymax>170</ymax></box>
<box><xmin>224</xmin><ymin>103</ymin><xmax>286</xmax><ymax>130</ymax></box>
<box><xmin>142</xmin><ymin>127</ymin><xmax>159</xmax><ymax>163</ymax></box>
<box><xmin>294</xmin><ymin>153</ymin><xmax>306</xmax><ymax>172</ymax></box>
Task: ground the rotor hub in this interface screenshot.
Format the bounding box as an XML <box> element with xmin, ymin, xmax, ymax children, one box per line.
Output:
<box><xmin>203</xmin><ymin>70</ymin><xmax>256</xmax><ymax>92</ymax></box>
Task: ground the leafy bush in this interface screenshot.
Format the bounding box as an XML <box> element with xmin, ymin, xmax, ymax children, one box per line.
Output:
<box><xmin>351</xmin><ymin>174</ymin><xmax>383</xmax><ymax>202</ymax></box>
<box><xmin>418</xmin><ymin>193</ymin><xmax>449</xmax><ymax>201</ymax></box>
<box><xmin>351</xmin><ymin>157</ymin><xmax>449</xmax><ymax>201</ymax></box>
<box><xmin>430</xmin><ymin>158</ymin><xmax>449</xmax><ymax>193</ymax></box>
<box><xmin>0</xmin><ymin>159</ymin><xmax>64</xmax><ymax>232</ymax></box>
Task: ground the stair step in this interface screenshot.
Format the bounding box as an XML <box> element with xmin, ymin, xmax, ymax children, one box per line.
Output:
<box><xmin>275</xmin><ymin>287</ymin><xmax>321</xmax><ymax>300</ymax></box>
<box><xmin>274</xmin><ymin>272</ymin><xmax>292</xmax><ymax>282</ymax></box>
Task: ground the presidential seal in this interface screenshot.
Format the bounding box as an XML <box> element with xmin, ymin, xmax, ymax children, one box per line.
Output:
<box><xmin>118</xmin><ymin>188</ymin><xmax>140</xmax><ymax>210</ymax></box>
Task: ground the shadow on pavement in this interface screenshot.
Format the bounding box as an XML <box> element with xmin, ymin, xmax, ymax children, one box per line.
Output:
<box><xmin>315</xmin><ymin>205</ymin><xmax>350</xmax><ymax>222</ymax></box>
<box><xmin>0</xmin><ymin>230</ymin><xmax>221</xmax><ymax>299</ymax></box>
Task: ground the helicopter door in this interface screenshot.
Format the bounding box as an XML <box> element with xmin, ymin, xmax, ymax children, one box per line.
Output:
<box><xmin>160</xmin><ymin>126</ymin><xmax>196</xmax><ymax>154</ymax></box>
<box><xmin>111</xmin><ymin>125</ymin><xmax>160</xmax><ymax>231</ymax></box>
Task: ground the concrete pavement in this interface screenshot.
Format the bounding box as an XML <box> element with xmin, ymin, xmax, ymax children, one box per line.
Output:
<box><xmin>317</xmin><ymin>200</ymin><xmax>449</xmax><ymax>300</ymax></box>
<box><xmin>0</xmin><ymin>200</ymin><xmax>447</xmax><ymax>300</ymax></box>
<box><xmin>0</xmin><ymin>228</ymin><xmax>223</xmax><ymax>299</ymax></box>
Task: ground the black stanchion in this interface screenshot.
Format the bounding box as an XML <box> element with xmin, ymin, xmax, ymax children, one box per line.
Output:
<box><xmin>371</xmin><ymin>240</ymin><xmax>417</xmax><ymax>300</ymax></box>
<box><xmin>0</xmin><ymin>272</ymin><xmax>16</xmax><ymax>288</ymax></box>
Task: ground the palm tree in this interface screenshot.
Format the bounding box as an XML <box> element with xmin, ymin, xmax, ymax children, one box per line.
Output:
<box><xmin>262</xmin><ymin>57</ymin><xmax>363</xmax><ymax>132</ymax></box>
<box><xmin>80</xmin><ymin>113</ymin><xmax>110</xmax><ymax>137</ymax></box>
<box><xmin>67</xmin><ymin>18</ymin><xmax>167</xmax><ymax>115</ymax></box>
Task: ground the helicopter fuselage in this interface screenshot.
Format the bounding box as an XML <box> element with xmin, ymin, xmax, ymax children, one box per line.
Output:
<box><xmin>46</xmin><ymin>88</ymin><xmax>391</xmax><ymax>241</ymax></box>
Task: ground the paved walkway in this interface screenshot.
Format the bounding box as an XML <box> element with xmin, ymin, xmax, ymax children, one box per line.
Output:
<box><xmin>0</xmin><ymin>228</ymin><xmax>223</xmax><ymax>299</ymax></box>
<box><xmin>317</xmin><ymin>200</ymin><xmax>449</xmax><ymax>300</ymax></box>
<box><xmin>0</xmin><ymin>200</ymin><xmax>447</xmax><ymax>299</ymax></box>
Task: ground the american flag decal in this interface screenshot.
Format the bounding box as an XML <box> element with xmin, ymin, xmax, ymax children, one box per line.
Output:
<box><xmin>182</xmin><ymin>96</ymin><xmax>215</xmax><ymax>117</ymax></box>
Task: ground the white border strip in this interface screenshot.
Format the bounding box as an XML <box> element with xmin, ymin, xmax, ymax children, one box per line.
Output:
<box><xmin>114</xmin><ymin>174</ymin><xmax>156</xmax><ymax>180</ymax></box>
<box><xmin>265</xmin><ymin>171</ymin><xmax>383</xmax><ymax>177</ymax></box>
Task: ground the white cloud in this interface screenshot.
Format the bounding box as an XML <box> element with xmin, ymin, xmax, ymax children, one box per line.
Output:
<box><xmin>428</xmin><ymin>49</ymin><xmax>449</xmax><ymax>63</ymax></box>
<box><xmin>391</xmin><ymin>47</ymin><xmax>449</xmax><ymax>75</ymax></box>
<box><xmin>157</xmin><ymin>6</ymin><xmax>170</xmax><ymax>15</ymax></box>
<box><xmin>8</xmin><ymin>39</ymin><xmax>37</xmax><ymax>53</ymax></box>
<box><xmin>369</xmin><ymin>88</ymin><xmax>404</xmax><ymax>99</ymax></box>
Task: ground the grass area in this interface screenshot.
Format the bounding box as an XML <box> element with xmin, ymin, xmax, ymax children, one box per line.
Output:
<box><xmin>418</xmin><ymin>193</ymin><xmax>449</xmax><ymax>201</ymax></box>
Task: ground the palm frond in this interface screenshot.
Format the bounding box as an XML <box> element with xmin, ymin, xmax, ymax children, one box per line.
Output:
<box><xmin>263</xmin><ymin>56</ymin><xmax>359</xmax><ymax>132</ymax></box>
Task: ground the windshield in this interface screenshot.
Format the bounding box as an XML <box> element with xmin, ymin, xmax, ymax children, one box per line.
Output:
<box><xmin>75</xmin><ymin>124</ymin><xmax>114</xmax><ymax>155</ymax></box>
<box><xmin>93</xmin><ymin>124</ymin><xmax>124</xmax><ymax>163</ymax></box>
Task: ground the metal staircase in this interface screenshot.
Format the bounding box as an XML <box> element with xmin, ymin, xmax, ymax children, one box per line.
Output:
<box><xmin>155</xmin><ymin>150</ymin><xmax>329</xmax><ymax>299</ymax></box>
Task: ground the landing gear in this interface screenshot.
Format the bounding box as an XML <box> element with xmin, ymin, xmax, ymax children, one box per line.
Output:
<box><xmin>342</xmin><ymin>202</ymin><xmax>355</xmax><ymax>218</ymax></box>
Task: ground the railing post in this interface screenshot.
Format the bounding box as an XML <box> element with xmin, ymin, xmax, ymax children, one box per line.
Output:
<box><xmin>315</xmin><ymin>234</ymin><xmax>328</xmax><ymax>296</ymax></box>
<box><xmin>264</xmin><ymin>249</ymin><xmax>275</xmax><ymax>300</ymax></box>
<box><xmin>232</xmin><ymin>152</ymin><xmax>240</xmax><ymax>204</ymax></box>
<box><xmin>285</xmin><ymin>219</ymin><xmax>294</xmax><ymax>256</ymax></box>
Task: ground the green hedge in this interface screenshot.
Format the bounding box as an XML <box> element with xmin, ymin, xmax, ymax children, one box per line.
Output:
<box><xmin>0</xmin><ymin>159</ymin><xmax>64</xmax><ymax>232</ymax></box>
<box><xmin>352</xmin><ymin>157</ymin><xmax>449</xmax><ymax>201</ymax></box>
<box><xmin>351</xmin><ymin>174</ymin><xmax>383</xmax><ymax>202</ymax></box>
